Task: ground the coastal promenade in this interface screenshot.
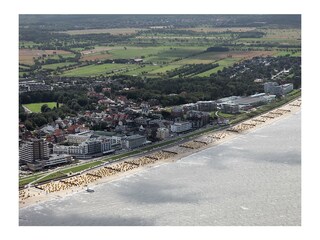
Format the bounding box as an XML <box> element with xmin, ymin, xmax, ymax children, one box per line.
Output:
<box><xmin>19</xmin><ymin>98</ymin><xmax>301</xmax><ymax>209</ymax></box>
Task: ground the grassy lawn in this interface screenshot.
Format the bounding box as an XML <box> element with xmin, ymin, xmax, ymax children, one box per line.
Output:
<box><xmin>19</xmin><ymin>71</ymin><xmax>29</xmax><ymax>77</ymax></box>
<box><xmin>61</xmin><ymin>63</ymin><xmax>135</xmax><ymax>77</ymax></box>
<box><xmin>195</xmin><ymin>58</ymin><xmax>240</xmax><ymax>77</ymax></box>
<box><xmin>148</xmin><ymin>64</ymin><xmax>182</xmax><ymax>74</ymax></box>
<box><xmin>19</xmin><ymin>161</ymin><xmax>104</xmax><ymax>187</ymax></box>
<box><xmin>23</xmin><ymin>102</ymin><xmax>58</xmax><ymax>113</ymax></box>
<box><xmin>42</xmin><ymin>62</ymin><xmax>78</xmax><ymax>70</ymax></box>
<box><xmin>19</xmin><ymin>65</ymin><xmax>30</xmax><ymax>70</ymax></box>
<box><xmin>19</xmin><ymin>175</ymin><xmax>44</xmax><ymax>187</ymax></box>
<box><xmin>216</xmin><ymin>112</ymin><xmax>236</xmax><ymax>119</ymax></box>
<box><xmin>62</xmin><ymin>28</ymin><xmax>146</xmax><ymax>35</ymax></box>
<box><xmin>123</xmin><ymin>65</ymin><xmax>161</xmax><ymax>76</ymax></box>
<box><xmin>60</xmin><ymin>161</ymin><xmax>104</xmax><ymax>174</ymax></box>
<box><xmin>275</xmin><ymin>51</ymin><xmax>301</xmax><ymax>57</ymax></box>
<box><xmin>19</xmin><ymin>41</ymin><xmax>41</xmax><ymax>48</ymax></box>
<box><xmin>33</xmin><ymin>172</ymin><xmax>67</xmax><ymax>184</ymax></box>
<box><xmin>108</xmin><ymin>46</ymin><xmax>168</xmax><ymax>59</ymax></box>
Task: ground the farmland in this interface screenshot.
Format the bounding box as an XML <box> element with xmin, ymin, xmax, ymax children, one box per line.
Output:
<box><xmin>177</xmin><ymin>27</ymin><xmax>257</xmax><ymax>33</ymax></box>
<box><xmin>18</xmin><ymin>15</ymin><xmax>301</xmax><ymax>97</ymax></box>
<box><xmin>23</xmin><ymin>102</ymin><xmax>59</xmax><ymax>113</ymax></box>
<box><xmin>61</xmin><ymin>28</ymin><xmax>147</xmax><ymax>35</ymax></box>
<box><xmin>41</xmin><ymin>62</ymin><xmax>78</xmax><ymax>70</ymax></box>
<box><xmin>194</xmin><ymin>58</ymin><xmax>241</xmax><ymax>77</ymax></box>
<box><xmin>19</xmin><ymin>17</ymin><xmax>301</xmax><ymax>81</ymax></box>
<box><xmin>61</xmin><ymin>63</ymin><xmax>136</xmax><ymax>77</ymax></box>
<box><xmin>19</xmin><ymin>49</ymin><xmax>76</xmax><ymax>65</ymax></box>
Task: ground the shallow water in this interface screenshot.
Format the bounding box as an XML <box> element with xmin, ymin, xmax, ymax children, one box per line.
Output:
<box><xmin>20</xmin><ymin>111</ymin><xmax>301</xmax><ymax>226</ymax></box>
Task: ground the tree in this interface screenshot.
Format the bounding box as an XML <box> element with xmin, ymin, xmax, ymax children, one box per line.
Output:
<box><xmin>33</xmin><ymin>115</ymin><xmax>48</xmax><ymax>127</ymax></box>
<box><xmin>25</xmin><ymin>120</ymin><xmax>35</xmax><ymax>131</ymax></box>
<box><xmin>41</xmin><ymin>104</ymin><xmax>51</xmax><ymax>113</ymax></box>
<box><xmin>77</xmin><ymin>97</ymin><xmax>88</xmax><ymax>107</ymax></box>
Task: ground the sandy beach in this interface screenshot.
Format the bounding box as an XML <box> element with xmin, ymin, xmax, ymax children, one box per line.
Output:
<box><xmin>19</xmin><ymin>98</ymin><xmax>301</xmax><ymax>209</ymax></box>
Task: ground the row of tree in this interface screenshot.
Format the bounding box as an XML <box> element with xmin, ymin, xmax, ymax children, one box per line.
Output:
<box><xmin>117</xmin><ymin>56</ymin><xmax>301</xmax><ymax>106</ymax></box>
<box><xmin>166</xmin><ymin>63</ymin><xmax>219</xmax><ymax>78</ymax></box>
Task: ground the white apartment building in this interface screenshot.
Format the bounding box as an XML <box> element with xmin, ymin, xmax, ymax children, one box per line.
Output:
<box><xmin>19</xmin><ymin>139</ymin><xmax>49</xmax><ymax>164</ymax></box>
<box><xmin>122</xmin><ymin>135</ymin><xmax>146</xmax><ymax>149</ymax></box>
<box><xmin>66</xmin><ymin>131</ymin><xmax>92</xmax><ymax>144</ymax></box>
<box><xmin>53</xmin><ymin>137</ymin><xmax>111</xmax><ymax>158</ymax></box>
<box><xmin>170</xmin><ymin>122</ymin><xmax>192</xmax><ymax>133</ymax></box>
<box><xmin>156</xmin><ymin>128</ymin><xmax>170</xmax><ymax>140</ymax></box>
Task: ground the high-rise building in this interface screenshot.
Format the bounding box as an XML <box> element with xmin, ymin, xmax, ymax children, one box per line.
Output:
<box><xmin>156</xmin><ymin>128</ymin><xmax>170</xmax><ymax>140</ymax></box>
<box><xmin>122</xmin><ymin>135</ymin><xmax>146</xmax><ymax>149</ymax></box>
<box><xmin>264</xmin><ymin>82</ymin><xmax>293</xmax><ymax>96</ymax></box>
<box><xmin>170</xmin><ymin>122</ymin><xmax>192</xmax><ymax>133</ymax></box>
<box><xmin>53</xmin><ymin>137</ymin><xmax>112</xmax><ymax>159</ymax></box>
<box><xmin>19</xmin><ymin>139</ymin><xmax>49</xmax><ymax>164</ymax></box>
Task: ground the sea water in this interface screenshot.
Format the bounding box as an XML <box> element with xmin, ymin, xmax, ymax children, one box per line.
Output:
<box><xmin>20</xmin><ymin>111</ymin><xmax>301</xmax><ymax>226</ymax></box>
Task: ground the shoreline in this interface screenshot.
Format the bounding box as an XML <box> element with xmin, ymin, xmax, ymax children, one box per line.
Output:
<box><xmin>19</xmin><ymin>98</ymin><xmax>301</xmax><ymax>209</ymax></box>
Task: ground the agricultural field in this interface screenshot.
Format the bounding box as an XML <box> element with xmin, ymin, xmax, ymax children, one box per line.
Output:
<box><xmin>60</xmin><ymin>63</ymin><xmax>136</xmax><ymax>77</ymax></box>
<box><xmin>148</xmin><ymin>64</ymin><xmax>182</xmax><ymax>74</ymax></box>
<box><xmin>80</xmin><ymin>46</ymin><xmax>113</xmax><ymax>61</ymax></box>
<box><xmin>79</xmin><ymin>46</ymin><xmax>170</xmax><ymax>62</ymax></box>
<box><xmin>18</xmin><ymin>19</ymin><xmax>301</xmax><ymax>81</ymax></box>
<box><xmin>19</xmin><ymin>65</ymin><xmax>30</xmax><ymax>70</ymax></box>
<box><xmin>19</xmin><ymin>71</ymin><xmax>28</xmax><ymax>77</ymax></box>
<box><xmin>122</xmin><ymin>65</ymin><xmax>161</xmax><ymax>76</ymax></box>
<box><xmin>19</xmin><ymin>49</ymin><xmax>75</xmax><ymax>65</ymax></box>
<box><xmin>78</xmin><ymin>45</ymin><xmax>206</xmax><ymax>64</ymax></box>
<box><xmin>236</xmin><ymin>28</ymin><xmax>301</xmax><ymax>46</ymax></box>
<box><xmin>262</xmin><ymin>28</ymin><xmax>301</xmax><ymax>40</ymax></box>
<box><xmin>194</xmin><ymin>58</ymin><xmax>240</xmax><ymax>77</ymax></box>
<box><xmin>19</xmin><ymin>41</ymin><xmax>41</xmax><ymax>48</ymax></box>
<box><xmin>41</xmin><ymin>62</ymin><xmax>78</xmax><ymax>70</ymax></box>
<box><xmin>61</xmin><ymin>28</ymin><xmax>147</xmax><ymax>35</ymax></box>
<box><xmin>23</xmin><ymin>102</ymin><xmax>59</xmax><ymax>113</ymax></box>
<box><xmin>178</xmin><ymin>27</ymin><xmax>257</xmax><ymax>33</ymax></box>
<box><xmin>107</xmin><ymin>46</ymin><xmax>168</xmax><ymax>59</ymax></box>
<box><xmin>274</xmin><ymin>51</ymin><xmax>301</xmax><ymax>57</ymax></box>
<box><xmin>176</xmin><ymin>50</ymin><xmax>275</xmax><ymax>65</ymax></box>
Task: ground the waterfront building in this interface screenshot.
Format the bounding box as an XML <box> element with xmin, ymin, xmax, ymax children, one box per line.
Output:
<box><xmin>170</xmin><ymin>122</ymin><xmax>192</xmax><ymax>133</ymax></box>
<box><xmin>122</xmin><ymin>134</ymin><xmax>147</xmax><ymax>149</ymax></box>
<box><xmin>66</xmin><ymin>131</ymin><xmax>92</xmax><ymax>144</ymax></box>
<box><xmin>196</xmin><ymin>100</ymin><xmax>217</xmax><ymax>112</ymax></box>
<box><xmin>221</xmin><ymin>103</ymin><xmax>240</xmax><ymax>114</ymax></box>
<box><xmin>156</xmin><ymin>127</ymin><xmax>170</xmax><ymax>140</ymax></box>
<box><xmin>19</xmin><ymin>139</ymin><xmax>49</xmax><ymax>164</ymax></box>
<box><xmin>264</xmin><ymin>82</ymin><xmax>293</xmax><ymax>96</ymax></box>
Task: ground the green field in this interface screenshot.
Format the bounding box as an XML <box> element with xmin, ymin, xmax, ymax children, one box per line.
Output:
<box><xmin>19</xmin><ymin>41</ymin><xmax>41</xmax><ymax>48</ymax></box>
<box><xmin>33</xmin><ymin>172</ymin><xmax>67</xmax><ymax>184</ymax></box>
<box><xmin>23</xmin><ymin>102</ymin><xmax>58</xmax><ymax>113</ymax></box>
<box><xmin>195</xmin><ymin>58</ymin><xmax>240</xmax><ymax>77</ymax></box>
<box><xmin>42</xmin><ymin>62</ymin><xmax>78</xmax><ymax>70</ymax></box>
<box><xmin>148</xmin><ymin>64</ymin><xmax>182</xmax><ymax>74</ymax></box>
<box><xmin>61</xmin><ymin>63</ymin><xmax>135</xmax><ymax>77</ymax></box>
<box><xmin>108</xmin><ymin>46</ymin><xmax>168</xmax><ymax>59</ymax></box>
<box><xmin>61</xmin><ymin>161</ymin><xmax>104</xmax><ymax>174</ymax></box>
<box><xmin>48</xmin><ymin>53</ymin><xmax>77</xmax><ymax>59</ymax></box>
<box><xmin>19</xmin><ymin>72</ymin><xmax>29</xmax><ymax>77</ymax></box>
<box><xmin>275</xmin><ymin>51</ymin><xmax>301</xmax><ymax>57</ymax></box>
<box><xmin>79</xmin><ymin>46</ymin><xmax>206</xmax><ymax>64</ymax></box>
<box><xmin>123</xmin><ymin>65</ymin><xmax>161</xmax><ymax>76</ymax></box>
